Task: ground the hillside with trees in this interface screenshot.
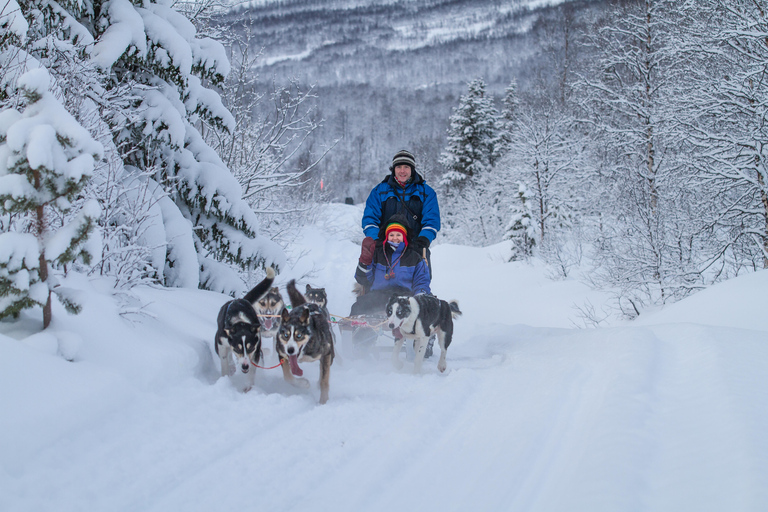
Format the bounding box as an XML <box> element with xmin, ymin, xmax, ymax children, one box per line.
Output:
<box><xmin>2</xmin><ymin>0</ymin><xmax>766</xmax><ymax>323</ymax></box>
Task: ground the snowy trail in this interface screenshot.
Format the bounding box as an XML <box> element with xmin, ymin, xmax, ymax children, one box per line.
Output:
<box><xmin>2</xmin><ymin>207</ymin><xmax>768</xmax><ymax>511</ymax></box>
<box><xmin>4</xmin><ymin>316</ymin><xmax>767</xmax><ymax>511</ymax></box>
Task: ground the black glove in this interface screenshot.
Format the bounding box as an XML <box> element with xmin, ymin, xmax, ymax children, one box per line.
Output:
<box><xmin>413</xmin><ymin>236</ymin><xmax>431</xmax><ymax>252</ymax></box>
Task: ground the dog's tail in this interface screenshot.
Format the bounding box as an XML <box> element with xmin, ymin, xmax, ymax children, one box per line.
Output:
<box><xmin>243</xmin><ymin>267</ymin><xmax>276</xmax><ymax>304</ymax></box>
<box><xmin>286</xmin><ymin>279</ymin><xmax>307</xmax><ymax>308</ymax></box>
<box><xmin>449</xmin><ymin>300</ymin><xmax>462</xmax><ymax>319</ymax></box>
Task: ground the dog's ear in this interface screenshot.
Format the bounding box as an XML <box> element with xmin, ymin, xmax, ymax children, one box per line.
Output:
<box><xmin>281</xmin><ymin>307</ymin><xmax>291</xmax><ymax>323</ymax></box>
<box><xmin>306</xmin><ymin>284</ymin><xmax>311</xmax><ymax>293</ymax></box>
<box><xmin>299</xmin><ymin>306</ymin><xmax>310</xmax><ymax>325</ymax></box>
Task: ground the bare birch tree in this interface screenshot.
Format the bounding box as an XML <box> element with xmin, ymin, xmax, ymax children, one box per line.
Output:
<box><xmin>578</xmin><ymin>0</ymin><xmax>704</xmax><ymax>313</ymax></box>
<box><xmin>681</xmin><ymin>0</ymin><xmax>768</xmax><ymax>271</ymax></box>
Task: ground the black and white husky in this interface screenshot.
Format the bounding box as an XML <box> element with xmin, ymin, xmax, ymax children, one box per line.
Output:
<box><xmin>214</xmin><ymin>267</ymin><xmax>275</xmax><ymax>391</ymax></box>
<box><xmin>385</xmin><ymin>293</ymin><xmax>462</xmax><ymax>374</ymax></box>
<box><xmin>277</xmin><ymin>280</ymin><xmax>335</xmax><ymax>404</ymax></box>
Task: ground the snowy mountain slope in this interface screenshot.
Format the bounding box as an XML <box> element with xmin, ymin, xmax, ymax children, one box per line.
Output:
<box><xmin>234</xmin><ymin>0</ymin><xmax>575</xmax><ymax>60</ymax></box>
<box><xmin>223</xmin><ymin>0</ymin><xmax>592</xmax><ymax>88</ymax></box>
<box><xmin>1</xmin><ymin>204</ymin><xmax>767</xmax><ymax>511</ymax></box>
<box><xmin>215</xmin><ymin>0</ymin><xmax>609</xmax><ymax>202</ymax></box>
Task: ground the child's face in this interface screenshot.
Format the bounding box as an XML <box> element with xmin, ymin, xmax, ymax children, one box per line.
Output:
<box><xmin>388</xmin><ymin>231</ymin><xmax>404</xmax><ymax>244</ymax></box>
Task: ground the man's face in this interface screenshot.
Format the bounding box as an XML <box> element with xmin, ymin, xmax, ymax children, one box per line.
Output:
<box><xmin>394</xmin><ymin>164</ymin><xmax>412</xmax><ymax>183</ymax></box>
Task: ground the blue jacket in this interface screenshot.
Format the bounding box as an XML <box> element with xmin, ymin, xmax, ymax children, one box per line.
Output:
<box><xmin>362</xmin><ymin>172</ymin><xmax>440</xmax><ymax>243</ymax></box>
<box><xmin>356</xmin><ymin>241</ymin><xmax>431</xmax><ymax>295</ymax></box>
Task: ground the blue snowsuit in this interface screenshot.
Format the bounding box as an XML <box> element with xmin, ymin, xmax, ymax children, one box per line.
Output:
<box><xmin>362</xmin><ymin>172</ymin><xmax>440</xmax><ymax>244</ymax></box>
<box><xmin>350</xmin><ymin>241</ymin><xmax>431</xmax><ymax>317</ymax></box>
<box><xmin>364</xmin><ymin>241</ymin><xmax>430</xmax><ymax>295</ymax></box>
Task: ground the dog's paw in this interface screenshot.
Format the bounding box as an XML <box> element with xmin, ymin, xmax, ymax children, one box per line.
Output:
<box><xmin>292</xmin><ymin>377</ymin><xmax>310</xmax><ymax>389</ymax></box>
<box><xmin>438</xmin><ymin>360</ymin><xmax>447</xmax><ymax>373</ymax></box>
<box><xmin>392</xmin><ymin>359</ymin><xmax>404</xmax><ymax>371</ymax></box>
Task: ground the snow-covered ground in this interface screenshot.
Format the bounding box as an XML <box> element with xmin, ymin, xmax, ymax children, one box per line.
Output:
<box><xmin>2</xmin><ymin>204</ymin><xmax>767</xmax><ymax>512</ymax></box>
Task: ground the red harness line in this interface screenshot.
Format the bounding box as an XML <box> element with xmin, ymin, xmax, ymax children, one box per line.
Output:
<box><xmin>261</xmin><ymin>310</ymin><xmax>382</xmax><ymax>328</ymax></box>
<box><xmin>253</xmin><ymin>360</ymin><xmax>284</xmax><ymax>370</ymax></box>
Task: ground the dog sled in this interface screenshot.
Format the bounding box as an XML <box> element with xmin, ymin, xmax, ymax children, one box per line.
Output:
<box><xmin>336</xmin><ymin>313</ymin><xmax>390</xmax><ymax>358</ymax></box>
<box><xmin>335</xmin><ymin>312</ymin><xmax>435</xmax><ymax>361</ymax></box>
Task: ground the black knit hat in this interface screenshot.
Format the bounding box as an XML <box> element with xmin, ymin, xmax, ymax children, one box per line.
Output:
<box><xmin>391</xmin><ymin>149</ymin><xmax>416</xmax><ymax>172</ymax></box>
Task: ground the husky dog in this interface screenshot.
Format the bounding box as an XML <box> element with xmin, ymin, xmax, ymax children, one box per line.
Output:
<box><xmin>385</xmin><ymin>294</ymin><xmax>462</xmax><ymax>374</ymax></box>
<box><xmin>252</xmin><ymin>286</ymin><xmax>284</xmax><ymax>342</ymax></box>
<box><xmin>305</xmin><ymin>283</ymin><xmax>343</xmax><ymax>363</ymax></box>
<box><xmin>214</xmin><ymin>268</ymin><xmax>275</xmax><ymax>391</ymax></box>
<box><xmin>304</xmin><ymin>284</ymin><xmax>328</xmax><ymax>312</ymax></box>
<box><xmin>277</xmin><ymin>280</ymin><xmax>335</xmax><ymax>404</ymax></box>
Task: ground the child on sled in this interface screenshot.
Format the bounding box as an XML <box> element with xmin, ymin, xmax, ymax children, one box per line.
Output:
<box><xmin>342</xmin><ymin>217</ymin><xmax>433</xmax><ymax>356</ymax></box>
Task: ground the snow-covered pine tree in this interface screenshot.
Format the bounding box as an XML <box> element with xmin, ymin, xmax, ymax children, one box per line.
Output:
<box><xmin>2</xmin><ymin>0</ymin><xmax>284</xmax><ymax>295</ymax></box>
<box><xmin>505</xmin><ymin>182</ymin><xmax>535</xmax><ymax>261</ymax></box>
<box><xmin>439</xmin><ymin>77</ymin><xmax>499</xmax><ymax>187</ymax></box>
<box><xmin>0</xmin><ymin>68</ymin><xmax>102</xmax><ymax>327</ymax></box>
<box><xmin>84</xmin><ymin>0</ymin><xmax>284</xmax><ymax>292</ymax></box>
<box><xmin>438</xmin><ymin>77</ymin><xmax>501</xmax><ymax>243</ymax></box>
<box><xmin>496</xmin><ymin>79</ymin><xmax>519</xmax><ymax>155</ymax></box>
<box><xmin>0</xmin><ymin>0</ymin><xmax>26</xmax><ymax>54</ymax></box>
<box><xmin>0</xmin><ymin>0</ymin><xmax>28</xmax><ymax>107</ymax></box>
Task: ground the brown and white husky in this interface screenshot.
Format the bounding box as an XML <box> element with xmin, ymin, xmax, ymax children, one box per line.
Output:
<box><xmin>276</xmin><ymin>280</ymin><xmax>335</xmax><ymax>404</ymax></box>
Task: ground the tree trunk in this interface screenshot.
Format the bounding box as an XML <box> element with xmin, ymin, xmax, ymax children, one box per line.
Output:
<box><xmin>534</xmin><ymin>160</ymin><xmax>546</xmax><ymax>243</ymax></box>
<box><xmin>33</xmin><ymin>169</ymin><xmax>51</xmax><ymax>329</ymax></box>
<box><xmin>38</xmin><ymin>246</ymin><xmax>51</xmax><ymax>330</ymax></box>
<box><xmin>760</xmin><ymin>172</ymin><xmax>768</xmax><ymax>269</ymax></box>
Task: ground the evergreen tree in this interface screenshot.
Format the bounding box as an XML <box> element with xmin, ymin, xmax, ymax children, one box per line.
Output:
<box><xmin>87</xmin><ymin>0</ymin><xmax>283</xmax><ymax>290</ymax></box>
<box><xmin>1</xmin><ymin>0</ymin><xmax>284</xmax><ymax>295</ymax></box>
<box><xmin>497</xmin><ymin>79</ymin><xmax>519</xmax><ymax>154</ymax></box>
<box><xmin>505</xmin><ymin>182</ymin><xmax>535</xmax><ymax>261</ymax></box>
<box><xmin>0</xmin><ymin>69</ymin><xmax>102</xmax><ymax>326</ymax></box>
<box><xmin>439</xmin><ymin>77</ymin><xmax>499</xmax><ymax>187</ymax></box>
<box><xmin>438</xmin><ymin>77</ymin><xmax>502</xmax><ymax>244</ymax></box>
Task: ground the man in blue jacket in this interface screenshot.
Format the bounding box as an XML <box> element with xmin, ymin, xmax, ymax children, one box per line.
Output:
<box><xmin>357</xmin><ymin>149</ymin><xmax>440</xmax><ymax>275</ymax></box>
